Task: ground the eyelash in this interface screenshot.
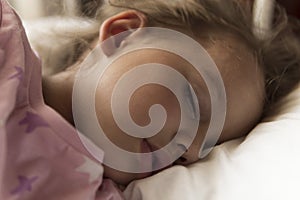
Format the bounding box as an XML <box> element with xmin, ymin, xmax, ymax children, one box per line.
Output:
<box><xmin>185</xmin><ymin>84</ymin><xmax>199</xmax><ymax>120</ymax></box>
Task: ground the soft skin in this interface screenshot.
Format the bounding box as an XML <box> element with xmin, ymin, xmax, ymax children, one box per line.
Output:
<box><xmin>42</xmin><ymin>10</ymin><xmax>265</xmax><ymax>185</ymax></box>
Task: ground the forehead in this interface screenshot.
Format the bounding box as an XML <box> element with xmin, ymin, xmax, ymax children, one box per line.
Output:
<box><xmin>199</xmin><ymin>32</ymin><xmax>264</xmax><ymax>99</ymax></box>
<box><xmin>195</xmin><ymin>31</ymin><xmax>265</xmax><ymax>140</ymax></box>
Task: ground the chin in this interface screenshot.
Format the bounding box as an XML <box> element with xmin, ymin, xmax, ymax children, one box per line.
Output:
<box><xmin>103</xmin><ymin>165</ymin><xmax>153</xmax><ymax>185</ymax></box>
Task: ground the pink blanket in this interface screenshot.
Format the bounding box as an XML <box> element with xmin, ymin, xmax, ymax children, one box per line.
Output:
<box><xmin>0</xmin><ymin>0</ymin><xmax>124</xmax><ymax>199</ymax></box>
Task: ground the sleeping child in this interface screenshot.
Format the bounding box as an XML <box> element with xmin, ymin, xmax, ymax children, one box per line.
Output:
<box><xmin>1</xmin><ymin>0</ymin><xmax>300</xmax><ymax>199</ymax></box>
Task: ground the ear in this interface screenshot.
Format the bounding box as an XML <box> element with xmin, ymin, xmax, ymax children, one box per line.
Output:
<box><xmin>99</xmin><ymin>10</ymin><xmax>147</xmax><ymax>56</ymax></box>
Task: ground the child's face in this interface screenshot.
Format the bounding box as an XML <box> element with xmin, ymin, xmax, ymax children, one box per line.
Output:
<box><xmin>94</xmin><ymin>28</ymin><xmax>265</xmax><ymax>184</ymax></box>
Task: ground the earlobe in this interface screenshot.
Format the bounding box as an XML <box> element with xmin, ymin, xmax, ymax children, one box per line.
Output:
<box><xmin>99</xmin><ymin>10</ymin><xmax>147</xmax><ymax>56</ymax></box>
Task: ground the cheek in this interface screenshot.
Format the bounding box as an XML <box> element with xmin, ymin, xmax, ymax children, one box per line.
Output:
<box><xmin>127</xmin><ymin>84</ymin><xmax>182</xmax><ymax>148</ymax></box>
<box><xmin>129</xmin><ymin>85</ymin><xmax>181</xmax><ymax>128</ymax></box>
<box><xmin>95</xmin><ymin>80</ymin><xmax>141</xmax><ymax>152</ymax></box>
<box><xmin>95</xmin><ymin>81</ymin><xmax>182</xmax><ymax>150</ymax></box>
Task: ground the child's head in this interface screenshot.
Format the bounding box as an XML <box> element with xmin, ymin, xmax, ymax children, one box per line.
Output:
<box><xmin>41</xmin><ymin>0</ymin><xmax>300</xmax><ymax>185</ymax></box>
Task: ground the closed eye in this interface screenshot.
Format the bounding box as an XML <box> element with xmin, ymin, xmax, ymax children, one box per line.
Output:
<box><xmin>185</xmin><ymin>84</ymin><xmax>200</xmax><ymax>120</ymax></box>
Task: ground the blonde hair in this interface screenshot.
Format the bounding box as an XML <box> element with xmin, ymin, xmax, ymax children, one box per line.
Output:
<box><xmin>32</xmin><ymin>0</ymin><xmax>300</xmax><ymax>111</ymax></box>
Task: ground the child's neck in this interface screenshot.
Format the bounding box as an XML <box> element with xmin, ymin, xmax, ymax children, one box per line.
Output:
<box><xmin>42</xmin><ymin>69</ymin><xmax>76</xmax><ymax>125</ymax></box>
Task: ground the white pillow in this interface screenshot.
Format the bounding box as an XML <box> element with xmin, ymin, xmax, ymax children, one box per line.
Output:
<box><xmin>123</xmin><ymin>83</ymin><xmax>300</xmax><ymax>200</ymax></box>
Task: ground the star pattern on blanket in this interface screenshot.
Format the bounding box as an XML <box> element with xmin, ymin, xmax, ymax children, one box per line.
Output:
<box><xmin>76</xmin><ymin>156</ymin><xmax>103</xmax><ymax>184</ymax></box>
<box><xmin>10</xmin><ymin>175</ymin><xmax>38</xmax><ymax>196</ymax></box>
<box><xmin>8</xmin><ymin>66</ymin><xmax>24</xmax><ymax>82</ymax></box>
<box><xmin>19</xmin><ymin>111</ymin><xmax>49</xmax><ymax>133</ymax></box>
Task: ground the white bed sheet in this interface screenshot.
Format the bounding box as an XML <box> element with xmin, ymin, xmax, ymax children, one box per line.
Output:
<box><xmin>123</xmin><ymin>84</ymin><xmax>300</xmax><ymax>200</ymax></box>
<box><xmin>20</xmin><ymin>1</ymin><xmax>300</xmax><ymax>199</ymax></box>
